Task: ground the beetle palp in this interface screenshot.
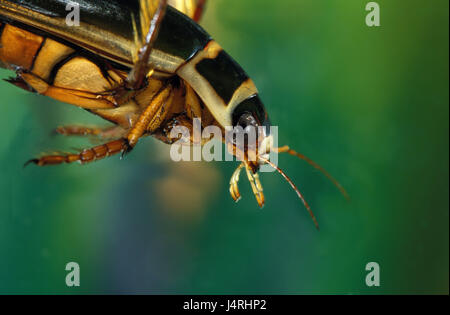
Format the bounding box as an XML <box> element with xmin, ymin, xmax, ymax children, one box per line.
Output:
<box><xmin>229</xmin><ymin>163</ymin><xmax>244</xmax><ymax>202</ymax></box>
<box><xmin>244</xmin><ymin>162</ymin><xmax>265</xmax><ymax>208</ymax></box>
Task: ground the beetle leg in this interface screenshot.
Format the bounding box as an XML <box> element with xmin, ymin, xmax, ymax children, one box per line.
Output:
<box><xmin>193</xmin><ymin>0</ymin><xmax>208</xmax><ymax>22</ymax></box>
<box><xmin>18</xmin><ymin>72</ymin><xmax>117</xmax><ymax>110</ymax></box>
<box><xmin>4</xmin><ymin>76</ymin><xmax>34</xmax><ymax>92</ymax></box>
<box><xmin>25</xmin><ymin>139</ymin><xmax>130</xmax><ymax>167</ymax></box>
<box><xmin>127</xmin><ymin>0</ymin><xmax>168</xmax><ymax>90</ymax></box>
<box><xmin>54</xmin><ymin>125</ymin><xmax>126</xmax><ymax>139</ymax></box>
<box><xmin>126</xmin><ymin>83</ymin><xmax>173</xmax><ymax>148</ymax></box>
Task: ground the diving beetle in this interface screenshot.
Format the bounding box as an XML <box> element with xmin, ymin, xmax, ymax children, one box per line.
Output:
<box><xmin>0</xmin><ymin>0</ymin><xmax>348</xmax><ymax>229</ymax></box>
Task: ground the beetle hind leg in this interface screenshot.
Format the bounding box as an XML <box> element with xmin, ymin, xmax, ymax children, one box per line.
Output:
<box><xmin>17</xmin><ymin>71</ymin><xmax>117</xmax><ymax>110</ymax></box>
<box><xmin>193</xmin><ymin>0</ymin><xmax>208</xmax><ymax>22</ymax></box>
<box><xmin>25</xmin><ymin>139</ymin><xmax>130</xmax><ymax>167</ymax></box>
<box><xmin>127</xmin><ymin>0</ymin><xmax>168</xmax><ymax>90</ymax></box>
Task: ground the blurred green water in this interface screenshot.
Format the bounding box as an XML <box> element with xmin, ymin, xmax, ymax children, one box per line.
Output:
<box><xmin>0</xmin><ymin>0</ymin><xmax>448</xmax><ymax>294</ymax></box>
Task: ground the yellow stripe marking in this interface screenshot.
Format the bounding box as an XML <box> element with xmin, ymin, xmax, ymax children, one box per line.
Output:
<box><xmin>177</xmin><ymin>41</ymin><xmax>258</xmax><ymax>127</ymax></box>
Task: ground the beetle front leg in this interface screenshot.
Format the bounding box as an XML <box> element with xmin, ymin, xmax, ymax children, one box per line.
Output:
<box><xmin>25</xmin><ymin>139</ymin><xmax>130</xmax><ymax>167</ymax></box>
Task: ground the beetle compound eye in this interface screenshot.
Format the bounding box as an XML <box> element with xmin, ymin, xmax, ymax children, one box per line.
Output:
<box><xmin>231</xmin><ymin>112</ymin><xmax>259</xmax><ymax>152</ymax></box>
<box><xmin>238</xmin><ymin>112</ymin><xmax>258</xmax><ymax>130</ymax></box>
<box><xmin>232</xmin><ymin>95</ymin><xmax>271</xmax><ymax>137</ymax></box>
<box><xmin>235</xmin><ymin>112</ymin><xmax>258</xmax><ymax>143</ymax></box>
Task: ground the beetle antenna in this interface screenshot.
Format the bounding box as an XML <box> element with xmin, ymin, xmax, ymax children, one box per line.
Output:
<box><xmin>276</xmin><ymin>146</ymin><xmax>349</xmax><ymax>200</ymax></box>
<box><xmin>259</xmin><ymin>156</ymin><xmax>319</xmax><ymax>230</ymax></box>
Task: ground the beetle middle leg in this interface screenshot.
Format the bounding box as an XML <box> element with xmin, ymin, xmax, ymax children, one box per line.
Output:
<box><xmin>126</xmin><ymin>82</ymin><xmax>174</xmax><ymax>148</ymax></box>
<box><xmin>55</xmin><ymin>125</ymin><xmax>126</xmax><ymax>140</ymax></box>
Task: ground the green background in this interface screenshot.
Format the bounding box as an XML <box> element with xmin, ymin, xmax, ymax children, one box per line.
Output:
<box><xmin>0</xmin><ymin>0</ymin><xmax>448</xmax><ymax>294</ymax></box>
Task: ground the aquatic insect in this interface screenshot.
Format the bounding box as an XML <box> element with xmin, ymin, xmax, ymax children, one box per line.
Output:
<box><xmin>0</xmin><ymin>0</ymin><xmax>348</xmax><ymax>229</ymax></box>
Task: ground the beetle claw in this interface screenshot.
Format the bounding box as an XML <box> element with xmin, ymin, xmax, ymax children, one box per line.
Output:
<box><xmin>120</xmin><ymin>139</ymin><xmax>133</xmax><ymax>160</ymax></box>
<box><xmin>24</xmin><ymin>159</ymin><xmax>39</xmax><ymax>168</ymax></box>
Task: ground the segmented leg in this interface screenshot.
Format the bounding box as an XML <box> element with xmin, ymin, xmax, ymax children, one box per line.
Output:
<box><xmin>5</xmin><ymin>76</ymin><xmax>34</xmax><ymax>92</ymax></box>
<box><xmin>127</xmin><ymin>83</ymin><xmax>173</xmax><ymax>148</ymax></box>
<box><xmin>55</xmin><ymin>125</ymin><xmax>126</xmax><ymax>139</ymax></box>
<box><xmin>193</xmin><ymin>0</ymin><xmax>207</xmax><ymax>22</ymax></box>
<box><xmin>55</xmin><ymin>125</ymin><xmax>107</xmax><ymax>136</ymax></box>
<box><xmin>127</xmin><ymin>0</ymin><xmax>168</xmax><ymax>90</ymax></box>
<box><xmin>25</xmin><ymin>139</ymin><xmax>129</xmax><ymax>166</ymax></box>
<box><xmin>18</xmin><ymin>72</ymin><xmax>117</xmax><ymax>110</ymax></box>
<box><xmin>29</xmin><ymin>82</ymin><xmax>174</xmax><ymax>166</ymax></box>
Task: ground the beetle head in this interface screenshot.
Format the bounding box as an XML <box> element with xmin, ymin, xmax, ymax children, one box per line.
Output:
<box><xmin>228</xmin><ymin>95</ymin><xmax>348</xmax><ymax>230</ymax></box>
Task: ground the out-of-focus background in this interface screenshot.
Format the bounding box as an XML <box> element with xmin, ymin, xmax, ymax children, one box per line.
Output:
<box><xmin>0</xmin><ymin>0</ymin><xmax>448</xmax><ymax>294</ymax></box>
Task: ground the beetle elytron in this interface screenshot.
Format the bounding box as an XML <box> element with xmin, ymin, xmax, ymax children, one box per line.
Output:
<box><xmin>0</xmin><ymin>0</ymin><xmax>348</xmax><ymax>229</ymax></box>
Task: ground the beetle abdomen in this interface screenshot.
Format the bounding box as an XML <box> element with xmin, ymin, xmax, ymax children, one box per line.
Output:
<box><xmin>154</xmin><ymin>5</ymin><xmax>210</xmax><ymax>64</ymax></box>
